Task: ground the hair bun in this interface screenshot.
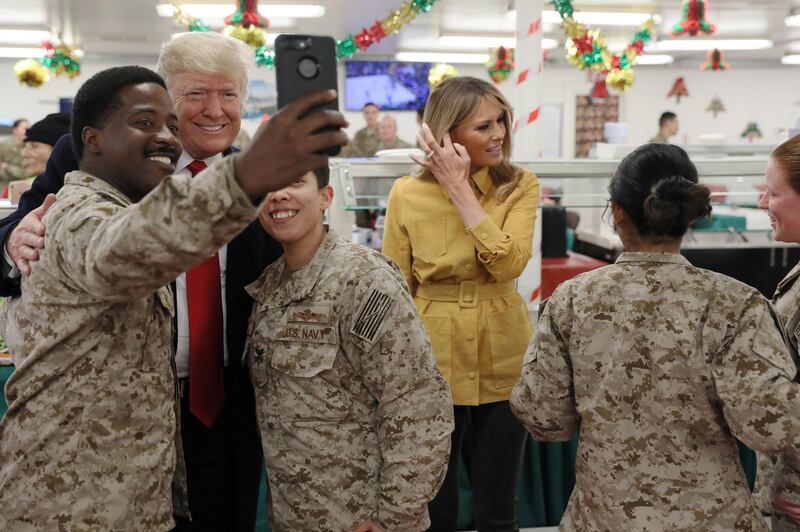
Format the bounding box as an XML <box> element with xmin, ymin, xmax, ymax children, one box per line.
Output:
<box><xmin>643</xmin><ymin>176</ymin><xmax>711</xmax><ymax>237</ymax></box>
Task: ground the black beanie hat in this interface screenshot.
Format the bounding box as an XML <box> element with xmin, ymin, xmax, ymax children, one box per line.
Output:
<box><xmin>24</xmin><ymin>112</ymin><xmax>71</xmax><ymax>147</ymax></box>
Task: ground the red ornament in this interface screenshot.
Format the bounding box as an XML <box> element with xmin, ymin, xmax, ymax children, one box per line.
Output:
<box><xmin>355</xmin><ymin>28</ymin><xmax>373</xmax><ymax>50</ymax></box>
<box><xmin>225</xmin><ymin>0</ymin><xmax>269</xmax><ymax>29</ymax></box>
<box><xmin>590</xmin><ymin>79</ymin><xmax>609</xmax><ymax>101</ymax></box>
<box><xmin>629</xmin><ymin>40</ymin><xmax>645</xmax><ymax>54</ymax></box>
<box><xmin>368</xmin><ymin>21</ymin><xmax>387</xmax><ymax>43</ymax></box>
<box><xmin>701</xmin><ymin>48</ymin><xmax>729</xmax><ymax>71</ymax></box>
<box><xmin>572</xmin><ymin>34</ymin><xmax>594</xmax><ymax>55</ymax></box>
<box><xmin>671</xmin><ymin>0</ymin><xmax>716</xmax><ymax>37</ymax></box>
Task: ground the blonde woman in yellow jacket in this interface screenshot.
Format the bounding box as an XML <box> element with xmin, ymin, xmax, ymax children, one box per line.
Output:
<box><xmin>382</xmin><ymin>76</ymin><xmax>540</xmax><ymax>531</ymax></box>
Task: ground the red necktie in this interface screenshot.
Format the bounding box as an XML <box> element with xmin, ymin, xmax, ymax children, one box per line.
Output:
<box><xmin>185</xmin><ymin>159</ymin><xmax>225</xmax><ymax>427</ymax></box>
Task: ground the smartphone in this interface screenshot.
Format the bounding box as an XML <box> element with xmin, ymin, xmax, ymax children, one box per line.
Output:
<box><xmin>274</xmin><ymin>34</ymin><xmax>341</xmax><ymax>156</ymax></box>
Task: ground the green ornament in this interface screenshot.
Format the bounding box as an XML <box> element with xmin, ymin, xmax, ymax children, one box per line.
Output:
<box><xmin>336</xmin><ymin>36</ymin><xmax>358</xmax><ymax>59</ymax></box>
<box><xmin>633</xmin><ymin>28</ymin><xmax>651</xmax><ymax>44</ymax></box>
<box><xmin>551</xmin><ymin>0</ymin><xmax>574</xmax><ymax>18</ymax></box>
<box><xmin>189</xmin><ymin>20</ymin><xmax>211</xmax><ymax>32</ymax></box>
<box><xmin>255</xmin><ymin>46</ymin><xmax>275</xmax><ymax>68</ymax></box>
<box><xmin>411</xmin><ymin>0</ymin><xmax>435</xmax><ymax>13</ymax></box>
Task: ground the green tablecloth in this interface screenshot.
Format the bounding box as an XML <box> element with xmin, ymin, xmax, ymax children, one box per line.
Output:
<box><xmin>0</xmin><ymin>366</ymin><xmax>758</xmax><ymax>531</ymax></box>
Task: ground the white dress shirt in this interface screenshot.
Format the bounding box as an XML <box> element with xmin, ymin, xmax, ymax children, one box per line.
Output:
<box><xmin>174</xmin><ymin>151</ymin><xmax>229</xmax><ymax>378</ymax></box>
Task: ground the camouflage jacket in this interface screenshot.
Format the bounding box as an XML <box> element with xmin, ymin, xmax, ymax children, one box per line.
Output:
<box><xmin>0</xmin><ymin>139</ymin><xmax>26</xmax><ymax>183</ymax></box>
<box><xmin>0</xmin><ymin>156</ymin><xmax>256</xmax><ymax>531</ymax></box>
<box><xmin>510</xmin><ymin>252</ymin><xmax>800</xmax><ymax>531</ymax></box>
<box><xmin>245</xmin><ymin>230</ymin><xmax>453</xmax><ymax>531</ymax></box>
<box><xmin>757</xmin><ymin>260</ymin><xmax>800</xmax><ymax>530</ymax></box>
<box><xmin>376</xmin><ymin>137</ymin><xmax>413</xmax><ymax>152</ymax></box>
<box><xmin>343</xmin><ymin>126</ymin><xmax>380</xmax><ymax>157</ymax></box>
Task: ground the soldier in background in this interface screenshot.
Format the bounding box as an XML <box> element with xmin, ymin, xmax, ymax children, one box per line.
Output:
<box><xmin>0</xmin><ymin>119</ymin><xmax>29</xmax><ymax>185</ymax></box>
<box><xmin>0</xmin><ymin>66</ymin><xmax>347</xmax><ymax>531</ymax></box>
<box><xmin>375</xmin><ymin>115</ymin><xmax>412</xmax><ymax>152</ymax></box>
<box><xmin>649</xmin><ymin>111</ymin><xmax>678</xmax><ymax>144</ymax></box>
<box><xmin>343</xmin><ymin>102</ymin><xmax>380</xmax><ymax>157</ymax></box>
<box><xmin>246</xmin><ymin>165</ymin><xmax>453</xmax><ymax>531</ymax></box>
<box><xmin>511</xmin><ymin>143</ymin><xmax>800</xmax><ymax>531</ymax></box>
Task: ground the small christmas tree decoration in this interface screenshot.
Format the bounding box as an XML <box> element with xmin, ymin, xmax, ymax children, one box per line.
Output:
<box><xmin>701</xmin><ymin>48</ymin><xmax>728</xmax><ymax>71</ymax></box>
<box><xmin>741</xmin><ymin>122</ymin><xmax>762</xmax><ymax>143</ymax></box>
<box><xmin>706</xmin><ymin>96</ymin><xmax>726</xmax><ymax>118</ymax></box>
<box><xmin>672</xmin><ymin>0</ymin><xmax>716</xmax><ymax>37</ymax></box>
<box><xmin>668</xmin><ymin>77</ymin><xmax>689</xmax><ymax>103</ymax></box>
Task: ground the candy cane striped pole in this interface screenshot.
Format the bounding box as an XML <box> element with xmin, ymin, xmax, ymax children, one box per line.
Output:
<box><xmin>513</xmin><ymin>0</ymin><xmax>544</xmax><ymax>315</ymax></box>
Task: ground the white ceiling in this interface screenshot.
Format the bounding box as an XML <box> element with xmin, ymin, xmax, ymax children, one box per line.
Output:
<box><xmin>1</xmin><ymin>0</ymin><xmax>799</xmax><ymax>66</ymax></box>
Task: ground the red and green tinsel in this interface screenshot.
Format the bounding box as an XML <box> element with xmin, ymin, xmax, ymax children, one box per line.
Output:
<box><xmin>554</xmin><ymin>0</ymin><xmax>655</xmax><ymax>92</ymax></box>
<box><xmin>225</xmin><ymin>0</ymin><xmax>269</xmax><ymax>29</ymax></box>
<box><xmin>256</xmin><ymin>0</ymin><xmax>439</xmax><ymax>68</ymax></box>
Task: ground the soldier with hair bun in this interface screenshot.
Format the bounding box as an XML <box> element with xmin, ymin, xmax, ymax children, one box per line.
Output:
<box><xmin>511</xmin><ymin>143</ymin><xmax>800</xmax><ymax>531</ymax></box>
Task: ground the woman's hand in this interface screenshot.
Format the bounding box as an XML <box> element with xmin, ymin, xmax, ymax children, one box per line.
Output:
<box><xmin>775</xmin><ymin>496</ymin><xmax>800</xmax><ymax>524</ymax></box>
<box><xmin>410</xmin><ymin>123</ymin><xmax>471</xmax><ymax>193</ymax></box>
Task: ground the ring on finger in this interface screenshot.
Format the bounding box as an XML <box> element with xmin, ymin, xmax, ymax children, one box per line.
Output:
<box><xmin>425</xmin><ymin>150</ymin><xmax>434</xmax><ymax>159</ymax></box>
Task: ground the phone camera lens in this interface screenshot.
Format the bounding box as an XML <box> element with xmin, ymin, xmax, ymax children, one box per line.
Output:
<box><xmin>297</xmin><ymin>57</ymin><xmax>320</xmax><ymax>79</ymax></box>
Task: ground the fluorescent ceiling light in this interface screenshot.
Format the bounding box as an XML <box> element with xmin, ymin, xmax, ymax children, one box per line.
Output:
<box><xmin>786</xmin><ymin>14</ymin><xmax>800</xmax><ymax>27</ymax></box>
<box><xmin>395</xmin><ymin>51</ymin><xmax>490</xmax><ymax>64</ymax></box>
<box><xmin>635</xmin><ymin>54</ymin><xmax>674</xmax><ymax>65</ymax></box>
<box><xmin>541</xmin><ymin>10</ymin><xmax>659</xmax><ymax>26</ymax></box>
<box><xmin>648</xmin><ymin>39</ymin><xmax>773</xmax><ymax>51</ymax></box>
<box><xmin>0</xmin><ymin>46</ymin><xmax>45</xmax><ymax>58</ymax></box>
<box><xmin>438</xmin><ymin>34</ymin><xmax>559</xmax><ymax>50</ymax></box>
<box><xmin>782</xmin><ymin>54</ymin><xmax>800</xmax><ymax>65</ymax></box>
<box><xmin>0</xmin><ymin>29</ymin><xmax>52</xmax><ymax>45</ymax></box>
<box><xmin>156</xmin><ymin>3</ymin><xmax>324</xmax><ymax>19</ymax></box>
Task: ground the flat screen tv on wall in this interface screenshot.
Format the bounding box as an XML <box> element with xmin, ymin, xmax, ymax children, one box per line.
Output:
<box><xmin>345</xmin><ymin>60</ymin><xmax>432</xmax><ymax>111</ymax></box>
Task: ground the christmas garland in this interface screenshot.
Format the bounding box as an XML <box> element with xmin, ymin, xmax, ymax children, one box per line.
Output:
<box><xmin>552</xmin><ymin>0</ymin><xmax>654</xmax><ymax>91</ymax></box>
<box><xmin>13</xmin><ymin>41</ymin><xmax>81</xmax><ymax>88</ymax></box>
<box><xmin>169</xmin><ymin>0</ymin><xmax>438</xmax><ymax>69</ymax></box>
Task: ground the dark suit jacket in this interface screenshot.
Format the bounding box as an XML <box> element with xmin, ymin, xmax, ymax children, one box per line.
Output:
<box><xmin>0</xmin><ymin>133</ymin><xmax>281</xmax><ymax>530</ymax></box>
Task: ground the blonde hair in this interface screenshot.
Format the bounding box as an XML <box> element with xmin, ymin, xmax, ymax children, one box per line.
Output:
<box><xmin>156</xmin><ymin>32</ymin><xmax>252</xmax><ymax>96</ymax></box>
<box><xmin>418</xmin><ymin>76</ymin><xmax>523</xmax><ymax>202</ymax></box>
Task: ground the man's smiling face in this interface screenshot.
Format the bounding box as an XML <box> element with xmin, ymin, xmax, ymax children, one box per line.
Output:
<box><xmin>167</xmin><ymin>72</ymin><xmax>242</xmax><ymax>159</ymax></box>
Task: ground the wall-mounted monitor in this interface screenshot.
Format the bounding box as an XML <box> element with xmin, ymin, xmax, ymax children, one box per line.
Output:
<box><xmin>345</xmin><ymin>60</ymin><xmax>431</xmax><ymax>111</ymax></box>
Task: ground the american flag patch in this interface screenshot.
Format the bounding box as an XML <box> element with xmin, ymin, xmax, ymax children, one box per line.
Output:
<box><xmin>351</xmin><ymin>289</ymin><xmax>394</xmax><ymax>343</ymax></box>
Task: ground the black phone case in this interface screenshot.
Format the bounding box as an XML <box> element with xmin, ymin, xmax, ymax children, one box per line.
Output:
<box><xmin>275</xmin><ymin>34</ymin><xmax>340</xmax><ymax>156</ymax></box>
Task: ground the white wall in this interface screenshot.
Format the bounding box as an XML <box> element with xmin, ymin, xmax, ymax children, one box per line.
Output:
<box><xmin>2</xmin><ymin>57</ymin><xmax>798</xmax><ymax>158</ymax></box>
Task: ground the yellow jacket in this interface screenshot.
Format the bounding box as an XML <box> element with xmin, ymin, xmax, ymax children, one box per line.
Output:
<box><xmin>383</xmin><ymin>167</ymin><xmax>540</xmax><ymax>405</ymax></box>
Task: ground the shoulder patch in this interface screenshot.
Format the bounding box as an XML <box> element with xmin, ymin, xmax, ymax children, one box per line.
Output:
<box><xmin>351</xmin><ymin>289</ymin><xmax>395</xmax><ymax>343</ymax></box>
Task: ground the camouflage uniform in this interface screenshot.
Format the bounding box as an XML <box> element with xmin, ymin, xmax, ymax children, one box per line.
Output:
<box><xmin>0</xmin><ymin>156</ymin><xmax>256</xmax><ymax>531</ymax></box>
<box><xmin>245</xmin><ymin>229</ymin><xmax>453</xmax><ymax>531</ymax></box>
<box><xmin>376</xmin><ymin>137</ymin><xmax>413</xmax><ymax>152</ymax></box>
<box><xmin>510</xmin><ymin>252</ymin><xmax>800</xmax><ymax>531</ymax></box>
<box><xmin>0</xmin><ymin>139</ymin><xmax>26</xmax><ymax>184</ymax></box>
<box><xmin>756</xmin><ymin>261</ymin><xmax>800</xmax><ymax>531</ymax></box>
<box><xmin>343</xmin><ymin>126</ymin><xmax>380</xmax><ymax>157</ymax></box>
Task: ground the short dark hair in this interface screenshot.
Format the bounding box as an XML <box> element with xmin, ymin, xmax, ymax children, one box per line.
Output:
<box><xmin>12</xmin><ymin>119</ymin><xmax>27</xmax><ymax>129</ymax></box>
<box><xmin>609</xmin><ymin>144</ymin><xmax>710</xmax><ymax>241</ymax></box>
<box><xmin>659</xmin><ymin>112</ymin><xmax>677</xmax><ymax>128</ymax></box>
<box><xmin>312</xmin><ymin>166</ymin><xmax>330</xmax><ymax>188</ymax></box>
<box><xmin>363</xmin><ymin>102</ymin><xmax>378</xmax><ymax>110</ymax></box>
<box><xmin>70</xmin><ymin>66</ymin><xmax>166</xmax><ymax>161</ymax></box>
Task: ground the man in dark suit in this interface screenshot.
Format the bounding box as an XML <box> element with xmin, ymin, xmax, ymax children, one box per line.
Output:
<box><xmin>0</xmin><ymin>32</ymin><xmax>307</xmax><ymax>531</ymax></box>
